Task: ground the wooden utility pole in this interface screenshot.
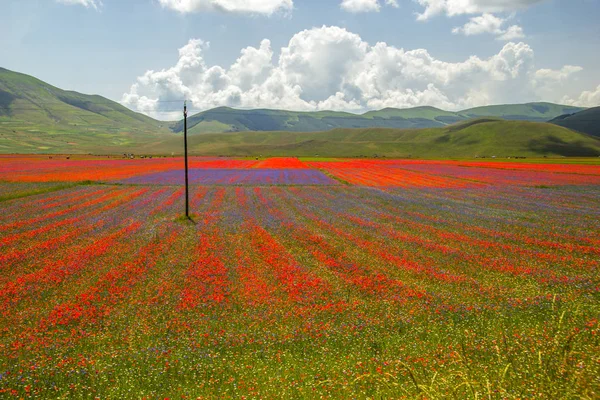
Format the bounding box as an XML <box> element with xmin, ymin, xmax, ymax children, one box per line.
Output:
<box><xmin>184</xmin><ymin>101</ymin><xmax>189</xmax><ymax>218</ymax></box>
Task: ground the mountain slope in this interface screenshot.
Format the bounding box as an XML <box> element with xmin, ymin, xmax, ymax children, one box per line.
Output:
<box><xmin>154</xmin><ymin>119</ymin><xmax>600</xmax><ymax>158</ymax></box>
<box><xmin>0</xmin><ymin>67</ymin><xmax>171</xmax><ymax>153</ymax></box>
<box><xmin>171</xmin><ymin>106</ymin><xmax>453</xmax><ymax>134</ymax></box>
<box><xmin>174</xmin><ymin>103</ymin><xmax>586</xmax><ymax>134</ymax></box>
<box><xmin>549</xmin><ymin>107</ymin><xmax>600</xmax><ymax>138</ymax></box>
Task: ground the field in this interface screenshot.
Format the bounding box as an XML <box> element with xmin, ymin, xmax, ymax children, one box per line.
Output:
<box><xmin>0</xmin><ymin>155</ymin><xmax>599</xmax><ymax>399</ymax></box>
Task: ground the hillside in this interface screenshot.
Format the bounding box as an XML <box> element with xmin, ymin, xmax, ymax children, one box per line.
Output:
<box><xmin>153</xmin><ymin>119</ymin><xmax>600</xmax><ymax>158</ymax></box>
<box><xmin>171</xmin><ymin>102</ymin><xmax>585</xmax><ymax>134</ymax></box>
<box><xmin>460</xmin><ymin>102</ymin><xmax>584</xmax><ymax>122</ymax></box>
<box><xmin>550</xmin><ymin>107</ymin><xmax>600</xmax><ymax>138</ymax></box>
<box><xmin>0</xmin><ymin>67</ymin><xmax>172</xmax><ymax>153</ymax></box>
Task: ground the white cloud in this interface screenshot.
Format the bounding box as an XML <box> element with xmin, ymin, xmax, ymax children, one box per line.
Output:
<box><xmin>56</xmin><ymin>0</ymin><xmax>102</xmax><ymax>10</ymax></box>
<box><xmin>341</xmin><ymin>0</ymin><xmax>380</xmax><ymax>12</ymax></box>
<box><xmin>562</xmin><ymin>85</ymin><xmax>600</xmax><ymax>108</ymax></box>
<box><xmin>416</xmin><ymin>0</ymin><xmax>547</xmax><ymax>20</ymax></box>
<box><xmin>157</xmin><ymin>0</ymin><xmax>293</xmax><ymax>15</ymax></box>
<box><xmin>340</xmin><ymin>0</ymin><xmax>399</xmax><ymax>13</ymax></box>
<box><xmin>534</xmin><ymin>65</ymin><xmax>583</xmax><ymax>82</ymax></box>
<box><xmin>122</xmin><ymin>26</ymin><xmax>585</xmax><ymax>119</ymax></box>
<box><xmin>531</xmin><ymin>65</ymin><xmax>584</xmax><ymax>103</ymax></box>
<box><xmin>497</xmin><ymin>25</ymin><xmax>525</xmax><ymax>41</ymax></box>
<box><xmin>452</xmin><ymin>13</ymin><xmax>525</xmax><ymax>41</ymax></box>
<box><xmin>452</xmin><ymin>13</ymin><xmax>505</xmax><ymax>35</ymax></box>
<box><xmin>279</xmin><ymin>26</ymin><xmax>368</xmax><ymax>101</ymax></box>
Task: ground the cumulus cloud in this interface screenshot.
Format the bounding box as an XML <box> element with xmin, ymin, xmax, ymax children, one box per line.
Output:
<box><xmin>416</xmin><ymin>0</ymin><xmax>547</xmax><ymax>20</ymax></box>
<box><xmin>340</xmin><ymin>0</ymin><xmax>398</xmax><ymax>13</ymax></box>
<box><xmin>452</xmin><ymin>13</ymin><xmax>504</xmax><ymax>35</ymax></box>
<box><xmin>56</xmin><ymin>0</ymin><xmax>102</xmax><ymax>10</ymax></box>
<box><xmin>157</xmin><ymin>0</ymin><xmax>293</xmax><ymax>15</ymax></box>
<box><xmin>497</xmin><ymin>25</ymin><xmax>525</xmax><ymax>41</ymax></box>
<box><xmin>534</xmin><ymin>65</ymin><xmax>583</xmax><ymax>82</ymax></box>
<box><xmin>562</xmin><ymin>84</ymin><xmax>600</xmax><ymax>108</ymax></box>
<box><xmin>531</xmin><ymin>65</ymin><xmax>583</xmax><ymax>103</ymax></box>
<box><xmin>452</xmin><ymin>13</ymin><xmax>525</xmax><ymax>41</ymax></box>
<box><xmin>122</xmin><ymin>26</ymin><xmax>585</xmax><ymax>119</ymax></box>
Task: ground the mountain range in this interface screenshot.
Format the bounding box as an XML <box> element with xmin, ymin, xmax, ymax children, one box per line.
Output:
<box><xmin>172</xmin><ymin>103</ymin><xmax>586</xmax><ymax>134</ymax></box>
<box><xmin>1</xmin><ymin>67</ymin><xmax>599</xmax><ymax>157</ymax></box>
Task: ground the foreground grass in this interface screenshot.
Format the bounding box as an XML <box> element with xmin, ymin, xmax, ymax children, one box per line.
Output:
<box><xmin>3</xmin><ymin>300</ymin><xmax>598</xmax><ymax>399</ymax></box>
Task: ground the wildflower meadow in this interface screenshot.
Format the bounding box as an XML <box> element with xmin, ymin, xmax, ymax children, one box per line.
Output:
<box><xmin>0</xmin><ymin>156</ymin><xmax>598</xmax><ymax>399</ymax></box>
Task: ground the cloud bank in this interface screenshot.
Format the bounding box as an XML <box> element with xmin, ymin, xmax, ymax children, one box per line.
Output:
<box><xmin>122</xmin><ymin>26</ymin><xmax>591</xmax><ymax>119</ymax></box>
<box><xmin>340</xmin><ymin>0</ymin><xmax>399</xmax><ymax>13</ymax></box>
<box><xmin>415</xmin><ymin>0</ymin><xmax>547</xmax><ymax>20</ymax></box>
<box><xmin>157</xmin><ymin>0</ymin><xmax>293</xmax><ymax>15</ymax></box>
<box><xmin>563</xmin><ymin>84</ymin><xmax>600</xmax><ymax>107</ymax></box>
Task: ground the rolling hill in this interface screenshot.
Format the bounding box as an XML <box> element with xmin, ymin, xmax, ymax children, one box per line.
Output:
<box><xmin>172</xmin><ymin>103</ymin><xmax>586</xmax><ymax>134</ymax></box>
<box><xmin>0</xmin><ymin>67</ymin><xmax>172</xmax><ymax>153</ymax></box>
<box><xmin>550</xmin><ymin>107</ymin><xmax>600</xmax><ymax>138</ymax></box>
<box><xmin>154</xmin><ymin>119</ymin><xmax>600</xmax><ymax>158</ymax></box>
<box><xmin>0</xmin><ymin>67</ymin><xmax>597</xmax><ymax>157</ymax></box>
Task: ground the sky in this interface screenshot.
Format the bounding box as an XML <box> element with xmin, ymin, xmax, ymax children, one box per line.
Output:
<box><xmin>0</xmin><ymin>0</ymin><xmax>599</xmax><ymax>120</ymax></box>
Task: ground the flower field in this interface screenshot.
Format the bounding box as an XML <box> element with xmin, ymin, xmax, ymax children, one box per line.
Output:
<box><xmin>0</xmin><ymin>155</ymin><xmax>599</xmax><ymax>399</ymax></box>
<box><xmin>120</xmin><ymin>169</ymin><xmax>338</xmax><ymax>185</ymax></box>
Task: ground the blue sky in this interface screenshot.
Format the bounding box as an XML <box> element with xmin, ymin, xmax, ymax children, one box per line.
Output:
<box><xmin>0</xmin><ymin>0</ymin><xmax>599</xmax><ymax>119</ymax></box>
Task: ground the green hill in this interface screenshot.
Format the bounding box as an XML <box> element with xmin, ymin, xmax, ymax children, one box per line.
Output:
<box><xmin>153</xmin><ymin>119</ymin><xmax>600</xmax><ymax>158</ymax></box>
<box><xmin>173</xmin><ymin>103</ymin><xmax>586</xmax><ymax>134</ymax></box>
<box><xmin>0</xmin><ymin>67</ymin><xmax>172</xmax><ymax>153</ymax></box>
<box><xmin>550</xmin><ymin>107</ymin><xmax>600</xmax><ymax>138</ymax></box>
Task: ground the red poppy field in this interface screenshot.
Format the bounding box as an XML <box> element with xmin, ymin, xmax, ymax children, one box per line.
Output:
<box><xmin>0</xmin><ymin>155</ymin><xmax>599</xmax><ymax>399</ymax></box>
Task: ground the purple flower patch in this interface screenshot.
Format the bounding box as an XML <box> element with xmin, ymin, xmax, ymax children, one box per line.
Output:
<box><xmin>120</xmin><ymin>169</ymin><xmax>339</xmax><ymax>185</ymax></box>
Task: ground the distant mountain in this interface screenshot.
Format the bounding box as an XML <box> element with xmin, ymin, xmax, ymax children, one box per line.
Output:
<box><xmin>170</xmin><ymin>106</ymin><xmax>456</xmax><ymax>134</ymax></box>
<box><xmin>0</xmin><ymin>67</ymin><xmax>171</xmax><ymax>153</ymax></box>
<box><xmin>172</xmin><ymin>103</ymin><xmax>586</xmax><ymax>134</ymax></box>
<box><xmin>460</xmin><ymin>102</ymin><xmax>585</xmax><ymax>122</ymax></box>
<box><xmin>549</xmin><ymin>107</ymin><xmax>600</xmax><ymax>138</ymax></box>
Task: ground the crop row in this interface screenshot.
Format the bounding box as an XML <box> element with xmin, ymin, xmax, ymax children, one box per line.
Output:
<box><xmin>0</xmin><ymin>183</ymin><xmax>598</xmax><ymax>398</ymax></box>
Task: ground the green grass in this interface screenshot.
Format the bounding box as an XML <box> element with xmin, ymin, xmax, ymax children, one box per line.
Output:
<box><xmin>154</xmin><ymin>120</ymin><xmax>600</xmax><ymax>158</ymax></box>
<box><xmin>3</xmin><ymin>118</ymin><xmax>600</xmax><ymax>158</ymax></box>
<box><xmin>0</xmin><ymin>182</ymin><xmax>81</xmax><ymax>202</ymax></box>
